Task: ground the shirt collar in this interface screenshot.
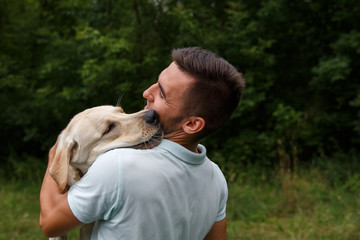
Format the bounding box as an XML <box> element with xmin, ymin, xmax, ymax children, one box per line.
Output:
<box><xmin>156</xmin><ymin>139</ymin><xmax>207</xmax><ymax>165</ymax></box>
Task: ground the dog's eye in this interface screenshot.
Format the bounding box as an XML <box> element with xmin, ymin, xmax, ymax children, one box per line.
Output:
<box><xmin>103</xmin><ymin>122</ymin><xmax>116</xmax><ymax>135</ymax></box>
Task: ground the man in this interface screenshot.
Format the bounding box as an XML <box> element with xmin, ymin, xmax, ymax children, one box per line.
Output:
<box><xmin>40</xmin><ymin>47</ymin><xmax>245</xmax><ymax>239</ymax></box>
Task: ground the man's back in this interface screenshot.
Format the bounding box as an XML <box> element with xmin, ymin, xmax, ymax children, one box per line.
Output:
<box><xmin>68</xmin><ymin>139</ymin><xmax>228</xmax><ymax>240</ymax></box>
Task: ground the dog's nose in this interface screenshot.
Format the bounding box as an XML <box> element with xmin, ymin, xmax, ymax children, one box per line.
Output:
<box><xmin>144</xmin><ymin>110</ymin><xmax>160</xmax><ymax>125</ymax></box>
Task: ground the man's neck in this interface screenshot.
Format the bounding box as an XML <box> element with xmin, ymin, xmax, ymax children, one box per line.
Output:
<box><xmin>181</xmin><ymin>142</ymin><xmax>200</xmax><ymax>153</ymax></box>
<box><xmin>164</xmin><ymin>132</ymin><xmax>199</xmax><ymax>153</ymax></box>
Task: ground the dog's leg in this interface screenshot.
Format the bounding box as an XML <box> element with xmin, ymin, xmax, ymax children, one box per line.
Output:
<box><xmin>79</xmin><ymin>222</ymin><xmax>95</xmax><ymax>240</ymax></box>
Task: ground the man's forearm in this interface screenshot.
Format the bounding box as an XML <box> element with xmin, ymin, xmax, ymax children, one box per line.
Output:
<box><xmin>39</xmin><ymin>165</ymin><xmax>63</xmax><ymax>223</ymax></box>
<box><xmin>39</xmin><ymin>147</ymin><xmax>68</xmax><ymax>236</ymax></box>
<box><xmin>39</xmin><ymin>144</ymin><xmax>82</xmax><ymax>237</ymax></box>
<box><xmin>40</xmin><ymin>145</ymin><xmax>58</xmax><ymax>220</ymax></box>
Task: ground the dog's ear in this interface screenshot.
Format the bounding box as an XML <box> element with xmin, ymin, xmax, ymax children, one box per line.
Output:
<box><xmin>49</xmin><ymin>139</ymin><xmax>78</xmax><ymax>193</ymax></box>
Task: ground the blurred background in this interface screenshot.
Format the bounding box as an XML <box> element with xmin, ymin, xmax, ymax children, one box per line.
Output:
<box><xmin>0</xmin><ymin>0</ymin><xmax>359</xmax><ymax>239</ymax></box>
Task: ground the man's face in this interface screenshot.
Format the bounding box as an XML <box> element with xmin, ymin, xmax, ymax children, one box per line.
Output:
<box><xmin>143</xmin><ymin>62</ymin><xmax>194</xmax><ymax>135</ymax></box>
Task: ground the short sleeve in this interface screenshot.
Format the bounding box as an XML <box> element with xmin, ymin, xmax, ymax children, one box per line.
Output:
<box><xmin>67</xmin><ymin>150</ymin><xmax>123</xmax><ymax>224</ymax></box>
<box><xmin>214</xmin><ymin>169</ymin><xmax>228</xmax><ymax>222</ymax></box>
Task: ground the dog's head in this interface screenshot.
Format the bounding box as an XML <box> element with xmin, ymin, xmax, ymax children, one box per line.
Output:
<box><xmin>49</xmin><ymin>105</ymin><xmax>163</xmax><ymax>192</ymax></box>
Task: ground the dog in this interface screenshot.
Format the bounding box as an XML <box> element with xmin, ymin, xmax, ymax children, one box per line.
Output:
<box><xmin>48</xmin><ymin>105</ymin><xmax>163</xmax><ymax>240</ymax></box>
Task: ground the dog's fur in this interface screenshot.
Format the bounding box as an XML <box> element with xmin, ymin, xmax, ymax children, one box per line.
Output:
<box><xmin>48</xmin><ymin>105</ymin><xmax>162</xmax><ymax>240</ymax></box>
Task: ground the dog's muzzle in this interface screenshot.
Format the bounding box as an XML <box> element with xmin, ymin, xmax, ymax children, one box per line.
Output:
<box><xmin>144</xmin><ymin>110</ymin><xmax>160</xmax><ymax>126</ymax></box>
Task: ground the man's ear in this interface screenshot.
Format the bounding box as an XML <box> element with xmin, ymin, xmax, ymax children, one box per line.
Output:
<box><xmin>182</xmin><ymin>117</ymin><xmax>205</xmax><ymax>134</ymax></box>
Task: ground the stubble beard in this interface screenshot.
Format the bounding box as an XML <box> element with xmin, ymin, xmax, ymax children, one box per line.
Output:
<box><xmin>162</xmin><ymin>115</ymin><xmax>184</xmax><ymax>135</ymax></box>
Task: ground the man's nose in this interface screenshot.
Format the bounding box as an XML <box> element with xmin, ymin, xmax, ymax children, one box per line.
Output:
<box><xmin>143</xmin><ymin>84</ymin><xmax>155</xmax><ymax>102</ymax></box>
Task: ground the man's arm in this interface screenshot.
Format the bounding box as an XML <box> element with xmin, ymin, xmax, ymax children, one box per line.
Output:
<box><xmin>204</xmin><ymin>218</ymin><xmax>227</xmax><ymax>240</ymax></box>
<box><xmin>39</xmin><ymin>143</ymin><xmax>82</xmax><ymax>237</ymax></box>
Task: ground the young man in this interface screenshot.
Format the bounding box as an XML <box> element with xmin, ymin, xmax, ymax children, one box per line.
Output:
<box><xmin>40</xmin><ymin>47</ymin><xmax>245</xmax><ymax>239</ymax></box>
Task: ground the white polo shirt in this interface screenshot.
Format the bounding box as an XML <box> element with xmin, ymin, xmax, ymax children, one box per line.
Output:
<box><xmin>68</xmin><ymin>139</ymin><xmax>228</xmax><ymax>240</ymax></box>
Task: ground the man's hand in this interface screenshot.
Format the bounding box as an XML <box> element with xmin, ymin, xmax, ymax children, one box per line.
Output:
<box><xmin>39</xmin><ymin>139</ymin><xmax>82</xmax><ymax>237</ymax></box>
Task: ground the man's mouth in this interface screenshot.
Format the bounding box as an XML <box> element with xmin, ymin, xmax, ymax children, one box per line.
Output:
<box><xmin>144</xmin><ymin>103</ymin><xmax>150</xmax><ymax>110</ymax></box>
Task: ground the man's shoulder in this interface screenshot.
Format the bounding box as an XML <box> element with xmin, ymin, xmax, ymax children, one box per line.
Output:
<box><xmin>99</xmin><ymin>147</ymin><xmax>163</xmax><ymax>159</ymax></box>
<box><xmin>96</xmin><ymin>147</ymin><xmax>166</xmax><ymax>169</ymax></box>
<box><xmin>205</xmin><ymin>159</ymin><xmax>227</xmax><ymax>184</ymax></box>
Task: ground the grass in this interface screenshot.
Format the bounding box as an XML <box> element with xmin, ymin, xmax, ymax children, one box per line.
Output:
<box><xmin>0</xmin><ymin>161</ymin><xmax>359</xmax><ymax>239</ymax></box>
<box><xmin>0</xmin><ymin>179</ymin><xmax>80</xmax><ymax>240</ymax></box>
<box><xmin>226</xmin><ymin>167</ymin><xmax>360</xmax><ymax>240</ymax></box>
<box><xmin>0</xmin><ymin>181</ymin><xmax>41</xmax><ymax>240</ymax></box>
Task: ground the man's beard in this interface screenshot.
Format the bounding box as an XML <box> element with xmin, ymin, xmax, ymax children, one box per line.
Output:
<box><xmin>162</xmin><ymin>115</ymin><xmax>184</xmax><ymax>135</ymax></box>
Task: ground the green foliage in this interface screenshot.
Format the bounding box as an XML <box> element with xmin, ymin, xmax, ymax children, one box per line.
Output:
<box><xmin>1</xmin><ymin>0</ymin><xmax>360</xmax><ymax>181</ymax></box>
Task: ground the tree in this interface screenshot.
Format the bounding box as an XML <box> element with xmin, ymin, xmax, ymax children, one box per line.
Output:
<box><xmin>1</xmin><ymin>0</ymin><xmax>359</xmax><ymax>180</ymax></box>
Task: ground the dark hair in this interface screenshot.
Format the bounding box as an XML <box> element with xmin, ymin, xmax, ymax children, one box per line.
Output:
<box><xmin>172</xmin><ymin>47</ymin><xmax>245</xmax><ymax>137</ymax></box>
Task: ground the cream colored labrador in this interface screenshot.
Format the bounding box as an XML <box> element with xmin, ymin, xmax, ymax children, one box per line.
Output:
<box><xmin>49</xmin><ymin>105</ymin><xmax>163</xmax><ymax>240</ymax></box>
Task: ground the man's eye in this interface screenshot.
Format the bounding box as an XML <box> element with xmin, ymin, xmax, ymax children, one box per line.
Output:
<box><xmin>103</xmin><ymin>122</ymin><xmax>116</xmax><ymax>135</ymax></box>
<box><xmin>159</xmin><ymin>92</ymin><xmax>164</xmax><ymax>99</ymax></box>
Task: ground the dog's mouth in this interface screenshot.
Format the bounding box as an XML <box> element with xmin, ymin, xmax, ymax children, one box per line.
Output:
<box><xmin>133</xmin><ymin>129</ymin><xmax>163</xmax><ymax>149</ymax></box>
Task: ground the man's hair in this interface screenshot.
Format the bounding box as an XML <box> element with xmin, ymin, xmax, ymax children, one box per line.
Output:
<box><xmin>172</xmin><ymin>47</ymin><xmax>245</xmax><ymax>138</ymax></box>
